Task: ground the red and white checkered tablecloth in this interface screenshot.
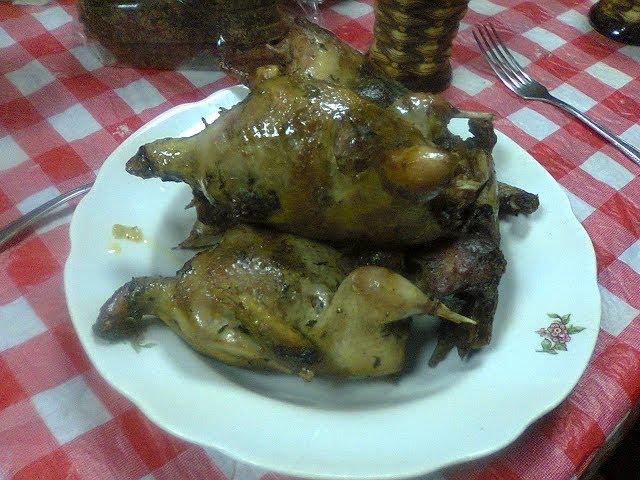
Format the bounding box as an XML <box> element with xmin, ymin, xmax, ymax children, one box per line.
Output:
<box><xmin>1</xmin><ymin>0</ymin><xmax>639</xmax><ymax>478</ymax></box>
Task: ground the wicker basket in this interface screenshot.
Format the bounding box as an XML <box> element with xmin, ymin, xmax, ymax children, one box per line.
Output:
<box><xmin>368</xmin><ymin>0</ymin><xmax>469</xmax><ymax>92</ymax></box>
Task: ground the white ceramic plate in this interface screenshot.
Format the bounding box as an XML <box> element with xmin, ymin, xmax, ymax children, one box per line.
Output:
<box><xmin>65</xmin><ymin>86</ymin><xmax>600</xmax><ymax>480</ymax></box>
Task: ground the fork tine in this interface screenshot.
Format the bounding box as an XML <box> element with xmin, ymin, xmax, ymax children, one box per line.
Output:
<box><xmin>476</xmin><ymin>25</ymin><xmax>525</xmax><ymax>87</ymax></box>
<box><xmin>487</xmin><ymin>24</ymin><xmax>533</xmax><ymax>83</ymax></box>
<box><xmin>490</xmin><ymin>63</ymin><xmax>521</xmax><ymax>96</ymax></box>
<box><xmin>473</xmin><ymin>29</ymin><xmax>515</xmax><ymax>87</ymax></box>
<box><xmin>472</xmin><ymin>28</ymin><xmax>522</xmax><ymax>95</ymax></box>
<box><xmin>474</xmin><ymin>26</ymin><xmax>523</xmax><ymax>88</ymax></box>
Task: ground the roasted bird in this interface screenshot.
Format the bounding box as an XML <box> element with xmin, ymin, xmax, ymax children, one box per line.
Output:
<box><xmin>95</xmin><ymin>226</ymin><xmax>473</xmax><ymax>379</ymax></box>
<box><xmin>126</xmin><ymin>21</ymin><xmax>498</xmax><ymax>247</ymax></box>
<box><xmin>127</xmin><ymin>72</ymin><xmax>490</xmax><ymax>246</ymax></box>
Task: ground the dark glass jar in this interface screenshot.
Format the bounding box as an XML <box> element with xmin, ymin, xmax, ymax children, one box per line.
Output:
<box><xmin>589</xmin><ymin>0</ymin><xmax>640</xmax><ymax>46</ymax></box>
<box><xmin>368</xmin><ymin>0</ymin><xmax>470</xmax><ymax>93</ymax></box>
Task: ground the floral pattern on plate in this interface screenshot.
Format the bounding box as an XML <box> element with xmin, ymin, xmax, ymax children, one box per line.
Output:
<box><xmin>536</xmin><ymin>313</ymin><xmax>585</xmax><ymax>354</ymax></box>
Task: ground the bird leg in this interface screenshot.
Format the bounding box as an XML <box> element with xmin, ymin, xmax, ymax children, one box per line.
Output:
<box><xmin>306</xmin><ymin>266</ymin><xmax>473</xmax><ymax>376</ymax></box>
<box><xmin>94</xmin><ymin>276</ymin><xmax>303</xmax><ymax>376</ymax></box>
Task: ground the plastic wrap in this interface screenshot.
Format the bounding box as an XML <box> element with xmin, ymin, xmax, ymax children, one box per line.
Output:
<box><xmin>77</xmin><ymin>0</ymin><xmax>322</xmax><ymax>69</ymax></box>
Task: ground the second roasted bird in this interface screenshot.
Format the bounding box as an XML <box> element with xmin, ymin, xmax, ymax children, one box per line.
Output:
<box><xmin>94</xmin><ymin>226</ymin><xmax>473</xmax><ymax>379</ymax></box>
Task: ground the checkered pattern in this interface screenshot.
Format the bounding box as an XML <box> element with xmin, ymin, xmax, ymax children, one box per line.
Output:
<box><xmin>1</xmin><ymin>0</ymin><xmax>639</xmax><ymax>479</ymax></box>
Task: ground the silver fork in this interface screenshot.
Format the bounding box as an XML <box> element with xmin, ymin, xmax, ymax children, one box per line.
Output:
<box><xmin>473</xmin><ymin>23</ymin><xmax>640</xmax><ymax>167</ymax></box>
<box><xmin>0</xmin><ymin>182</ymin><xmax>92</xmax><ymax>250</ymax></box>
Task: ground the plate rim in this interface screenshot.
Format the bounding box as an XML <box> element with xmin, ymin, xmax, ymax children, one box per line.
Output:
<box><xmin>64</xmin><ymin>86</ymin><xmax>601</xmax><ymax>479</ymax></box>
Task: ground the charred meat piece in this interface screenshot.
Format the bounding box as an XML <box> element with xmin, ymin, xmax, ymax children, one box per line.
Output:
<box><xmin>497</xmin><ymin>182</ymin><xmax>540</xmax><ymax>218</ymax></box>
<box><xmin>408</xmin><ymin>231</ymin><xmax>506</xmax><ymax>366</ymax></box>
<box><xmin>390</xmin><ymin>125</ymin><xmax>500</xmax><ymax>364</ymax></box>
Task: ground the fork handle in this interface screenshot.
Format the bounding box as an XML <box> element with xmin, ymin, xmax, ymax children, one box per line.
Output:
<box><xmin>541</xmin><ymin>95</ymin><xmax>640</xmax><ymax>167</ymax></box>
<box><xmin>0</xmin><ymin>183</ymin><xmax>92</xmax><ymax>249</ymax></box>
